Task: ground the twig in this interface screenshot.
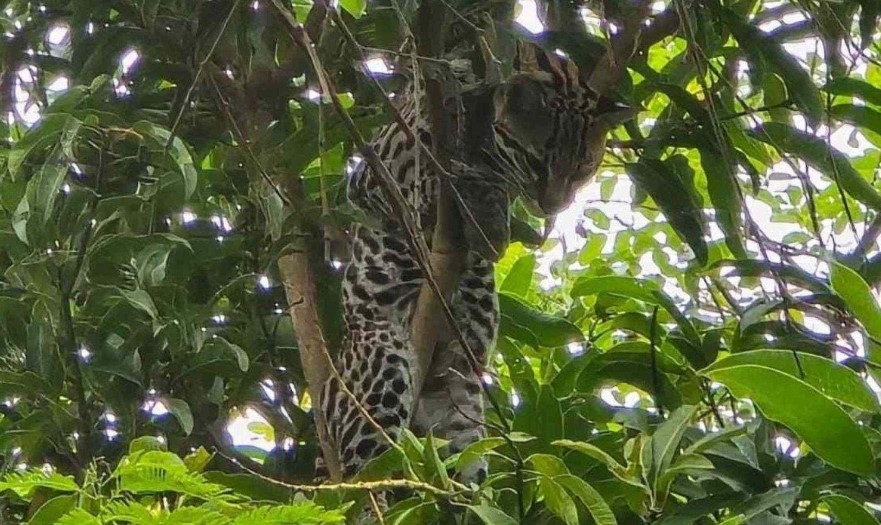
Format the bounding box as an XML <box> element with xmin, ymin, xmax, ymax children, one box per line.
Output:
<box><xmin>649</xmin><ymin>305</ymin><xmax>665</xmax><ymax>418</ymax></box>
<box><xmin>214</xmin><ymin>449</ymin><xmax>459</xmax><ymax>496</ymax></box>
<box><xmin>166</xmin><ymin>0</ymin><xmax>243</xmax><ymax>146</ymax></box>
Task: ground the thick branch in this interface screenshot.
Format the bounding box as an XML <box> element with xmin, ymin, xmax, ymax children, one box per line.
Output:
<box><xmin>408</xmin><ymin>0</ymin><xmax>471</xmax><ymax>408</ymax></box>
<box><xmin>587</xmin><ymin>4</ymin><xmax>681</xmax><ymax>93</ymax></box>
<box><xmin>278</xmin><ymin>243</ymin><xmax>341</xmax><ymax>481</ymax></box>
<box><xmin>205</xmin><ymin>62</ymin><xmax>343</xmax><ymax>481</ymax></box>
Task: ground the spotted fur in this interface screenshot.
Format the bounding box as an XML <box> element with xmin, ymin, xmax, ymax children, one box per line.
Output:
<box><xmin>316</xmin><ymin>45</ymin><xmax>632</xmax><ymax>512</ymax></box>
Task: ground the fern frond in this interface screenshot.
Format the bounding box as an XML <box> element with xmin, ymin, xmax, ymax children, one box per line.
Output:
<box><xmin>102</xmin><ymin>499</ymin><xmax>159</xmax><ymax>522</ymax></box>
<box><xmin>229</xmin><ymin>502</ymin><xmax>346</xmax><ymax>524</ymax></box>
<box><xmin>56</xmin><ymin>507</ymin><xmax>102</xmax><ymax>525</ymax></box>
<box><xmin>162</xmin><ymin>506</ymin><xmax>230</xmax><ymax>524</ymax></box>
<box><xmin>103</xmin><ymin>500</ymin><xmax>230</xmax><ymax>525</ymax></box>
<box><xmin>0</xmin><ymin>469</ymin><xmax>79</xmax><ymax>497</ymax></box>
<box><xmin>114</xmin><ymin>451</ymin><xmax>230</xmax><ymax>501</ymax></box>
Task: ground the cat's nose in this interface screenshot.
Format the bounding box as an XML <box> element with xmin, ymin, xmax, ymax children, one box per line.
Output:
<box><xmin>538</xmin><ymin>189</ymin><xmax>572</xmax><ymax>215</ymax></box>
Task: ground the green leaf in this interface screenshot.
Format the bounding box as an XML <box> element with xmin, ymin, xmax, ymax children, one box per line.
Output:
<box><xmin>823</xmin><ymin>494</ymin><xmax>881</xmax><ymax>525</ymax></box>
<box><xmin>25</xmin><ymin>146</ymin><xmax>68</xmax><ymax>234</ymax></box>
<box><xmin>466</xmin><ymin>505</ymin><xmax>518</xmax><ymax>525</ymax></box>
<box><xmin>230</xmin><ymin>502</ymin><xmax>346</xmax><ymax>524</ymax></box>
<box><xmin>500</xmin><ymin>254</ymin><xmax>535</xmax><ymax>297</ymax></box>
<box><xmin>161</xmin><ymin>397</ymin><xmax>195</xmax><ymax>435</ymax></box>
<box><xmin>748</xmin><ymin>123</ymin><xmax>881</xmax><ymax>211</ymax></box>
<box><xmin>706</xmin><ymin>259</ymin><xmax>831</xmax><ymax>293</ymax></box>
<box><xmin>703</xmin><ymin>350</ymin><xmax>879</xmax><ymax>412</ymax></box>
<box><xmin>648</xmin><ymin>405</ymin><xmax>698</xmax><ymax>503</ymax></box>
<box><xmin>8</xmin><ymin>114</ymin><xmax>80</xmax><ymax>178</ymax></box>
<box><xmin>720</xmin><ymin>8</ymin><xmax>822</xmax><ymax>123</ymax></box>
<box><xmin>831</xmin><ymin>260</ymin><xmax>881</xmax><ymax>351</ymax></box>
<box><xmin>831</xmin><ymin>104</ymin><xmax>881</xmax><ymax>137</ymax></box>
<box><xmin>338</xmin><ymin>0</ymin><xmax>366</xmax><ymax>18</ymax></box>
<box><xmin>825</xmin><ymin>77</ymin><xmax>881</xmax><ymax>106</ymax></box>
<box><xmin>422</xmin><ymin>433</ymin><xmax>451</xmax><ymax>490</ymax></box>
<box><xmin>0</xmin><ymin>470</ymin><xmax>78</xmax><ymax>497</ymax></box>
<box><xmin>702</xmin><ymin>365</ymin><xmax>874</xmax><ymax>475</ymax></box>
<box><xmin>555</xmin><ymin>474</ymin><xmax>617</xmax><ymax>525</ymax></box>
<box><xmin>457</xmin><ymin>437</ymin><xmax>507</xmax><ymax>474</ymax></box>
<box><xmin>498</xmin><ymin>292</ymin><xmax>582</xmax><ymax>347</ymax></box>
<box><xmin>552</xmin><ymin>439</ymin><xmax>631</xmax><ymax>482</ymax></box>
<box><xmin>625</xmin><ymin>160</ymin><xmax>708</xmax><ymax>265</ymax></box>
<box><xmin>28</xmin><ymin>495</ymin><xmax>77</xmax><ymax>525</ymax></box>
<box><xmin>56</xmin><ymin>508</ymin><xmax>101</xmax><ymax>525</ymax></box>
<box><xmin>539</xmin><ymin>476</ymin><xmax>578</xmax><ymax>525</ymax></box>
<box><xmin>118</xmin><ymin>289</ymin><xmax>159</xmax><ymax>319</ymax></box>
<box><xmin>701</xmin><ymin>151</ymin><xmax>746</xmax><ymax>258</ymax></box>
<box><xmin>571</xmin><ymin>275</ymin><xmax>700</xmax><ymax>346</ymax></box>
<box><xmin>131</xmin><ymin>121</ymin><xmax>197</xmax><ymax>199</ymax></box>
<box><xmin>516</xmin><ymin>385</ymin><xmax>564</xmax><ymax>442</ymax></box>
<box><xmin>210</xmin><ymin>336</ymin><xmax>250</xmax><ymax>372</ymax></box>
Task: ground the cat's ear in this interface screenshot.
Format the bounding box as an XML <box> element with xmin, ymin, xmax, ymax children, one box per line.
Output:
<box><xmin>514</xmin><ymin>42</ymin><xmax>539</xmax><ymax>73</ymax></box>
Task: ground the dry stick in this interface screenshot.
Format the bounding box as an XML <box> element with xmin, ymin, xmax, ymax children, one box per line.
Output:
<box><xmin>214</xmin><ymin>449</ymin><xmax>459</xmax><ymax>496</ymax></box>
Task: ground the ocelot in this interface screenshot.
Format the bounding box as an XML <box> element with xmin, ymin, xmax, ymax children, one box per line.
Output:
<box><xmin>317</xmin><ymin>42</ymin><xmax>632</xmax><ymax>501</ymax></box>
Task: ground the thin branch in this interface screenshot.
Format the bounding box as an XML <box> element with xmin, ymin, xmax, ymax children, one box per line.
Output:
<box><xmin>214</xmin><ymin>449</ymin><xmax>460</xmax><ymax>497</ymax></box>
<box><xmin>166</xmin><ymin>0</ymin><xmax>243</xmax><ymax>146</ymax></box>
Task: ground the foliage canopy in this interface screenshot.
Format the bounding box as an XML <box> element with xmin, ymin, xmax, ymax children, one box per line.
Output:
<box><xmin>3</xmin><ymin>0</ymin><xmax>881</xmax><ymax>522</ymax></box>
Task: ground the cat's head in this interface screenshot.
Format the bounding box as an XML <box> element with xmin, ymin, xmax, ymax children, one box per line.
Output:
<box><xmin>493</xmin><ymin>44</ymin><xmax>634</xmax><ymax>216</ymax></box>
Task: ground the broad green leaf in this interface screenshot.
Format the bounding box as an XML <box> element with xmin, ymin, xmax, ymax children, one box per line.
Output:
<box><xmin>528</xmin><ymin>453</ymin><xmax>570</xmax><ymax>477</ymax></box>
<box><xmin>571</xmin><ymin>275</ymin><xmax>700</xmax><ymax>345</ymax></box>
<box><xmin>701</xmin><ymin>151</ymin><xmax>746</xmax><ymax>258</ymax></box>
<box><xmin>825</xmin><ymin>77</ymin><xmax>881</xmax><ymax>106</ymax></box>
<box><xmin>648</xmin><ymin>405</ymin><xmax>698</xmax><ymax>503</ymax></box>
<box><xmin>831</xmin><ymin>104</ymin><xmax>881</xmax><ymax>137</ymax></box>
<box><xmin>339</xmin><ymin>0</ymin><xmax>366</xmax><ymax>18</ymax></box>
<box><xmin>129</xmin><ymin>436</ymin><xmax>168</xmax><ymax>453</ymax></box>
<box><xmin>721</xmin><ymin>8</ymin><xmax>822</xmax><ymax>123</ymax></box>
<box><xmin>500</xmin><ymin>253</ymin><xmax>535</xmax><ymax>297</ymax></box>
<box><xmin>703</xmin><ymin>350</ymin><xmax>879</xmax><ymax>412</ymax></box>
<box><xmin>823</xmin><ymin>494</ymin><xmax>881</xmax><ymax>525</ymax></box>
<box><xmin>555</xmin><ymin>474</ymin><xmax>617</xmax><ymax>525</ymax></box>
<box><xmin>131</xmin><ymin>121</ymin><xmax>197</xmax><ymax>199</ymax></box>
<box><xmin>423</xmin><ymin>433</ymin><xmax>451</xmax><ymax>490</ymax></box>
<box><xmin>552</xmin><ymin>439</ymin><xmax>628</xmax><ymax>479</ymax></box>
<box><xmin>210</xmin><ymin>336</ymin><xmax>250</xmax><ymax>372</ymax></box>
<box><xmin>831</xmin><ymin>260</ymin><xmax>881</xmax><ymax>348</ymax></box>
<box><xmin>457</xmin><ymin>437</ymin><xmax>506</xmax><ymax>473</ymax></box>
<box><xmin>729</xmin><ymin>487</ymin><xmax>797</xmax><ymax>522</ymax></box>
<box><xmin>703</xmin><ymin>365</ymin><xmax>873</xmax><ymax>475</ymax></box>
<box><xmin>25</xmin><ymin>145</ymin><xmax>68</xmax><ymax>235</ymax></box>
<box><xmin>466</xmin><ymin>505</ymin><xmax>518</xmax><ymax>525</ymax></box>
<box><xmin>162</xmin><ymin>397</ymin><xmax>195</xmax><ymax>435</ymax></box>
<box><xmin>539</xmin><ymin>476</ymin><xmax>578</xmax><ymax>525</ymax></box>
<box><xmin>56</xmin><ymin>508</ymin><xmax>101</xmax><ymax>525</ymax></box>
<box><xmin>28</xmin><ymin>495</ymin><xmax>77</xmax><ymax>525</ymax></box>
<box><xmin>625</xmin><ymin>160</ymin><xmax>708</xmax><ymax>265</ymax></box>
<box><xmin>706</xmin><ymin>259</ymin><xmax>831</xmax><ymax>293</ymax></box>
<box><xmin>8</xmin><ymin>114</ymin><xmax>79</xmax><ymax>178</ymax></box>
<box><xmin>0</xmin><ymin>470</ymin><xmax>79</xmax><ymax>497</ymax></box>
<box><xmin>118</xmin><ymin>289</ymin><xmax>159</xmax><ymax>319</ymax></box>
<box><xmin>748</xmin><ymin>123</ymin><xmax>881</xmax><ymax>211</ymax></box>
<box><xmin>498</xmin><ymin>292</ymin><xmax>582</xmax><ymax>347</ymax></box>
<box><xmin>516</xmin><ymin>385</ymin><xmax>564</xmax><ymax>442</ymax></box>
